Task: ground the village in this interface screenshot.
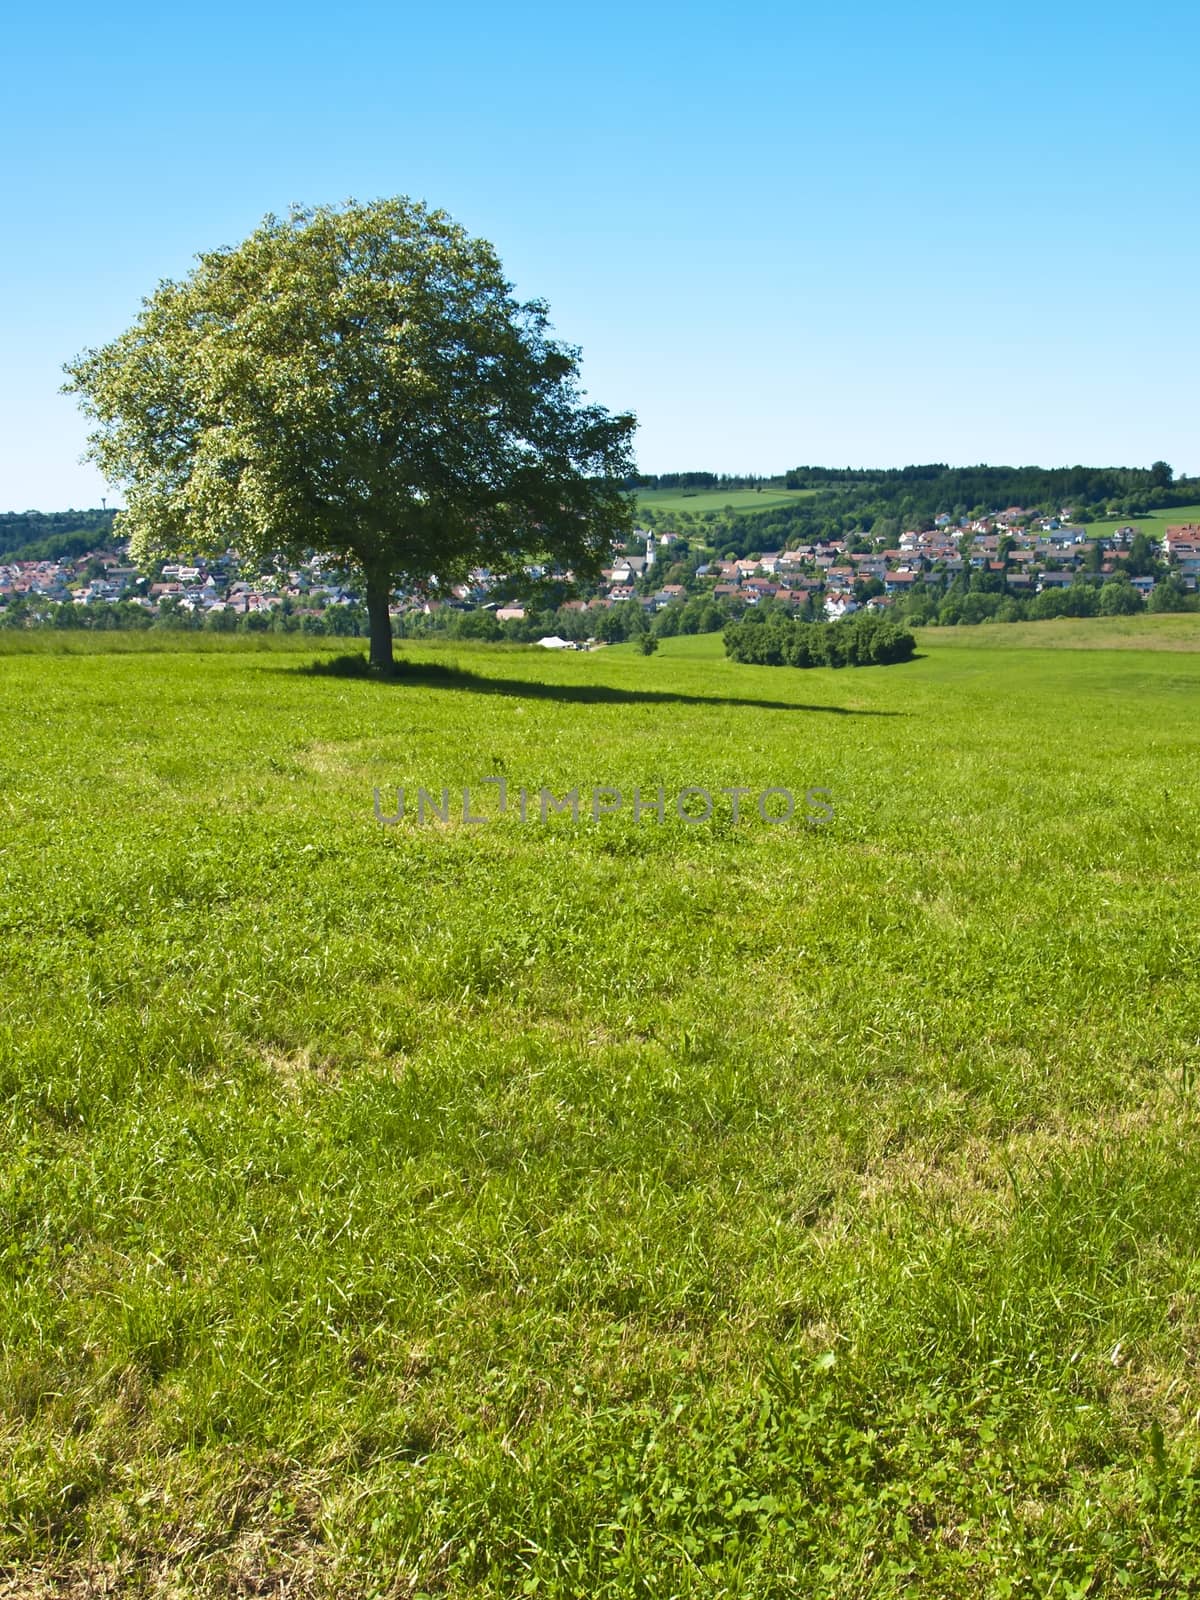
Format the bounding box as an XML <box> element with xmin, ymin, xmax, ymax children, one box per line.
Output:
<box><xmin>2</xmin><ymin>509</ymin><xmax>1198</xmax><ymax>632</ymax></box>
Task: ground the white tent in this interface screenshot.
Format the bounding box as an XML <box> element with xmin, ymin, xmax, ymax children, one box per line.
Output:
<box><xmin>536</xmin><ymin>635</ymin><xmax>574</xmax><ymax>649</ymax></box>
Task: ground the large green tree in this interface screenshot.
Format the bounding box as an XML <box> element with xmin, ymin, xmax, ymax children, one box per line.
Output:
<box><xmin>64</xmin><ymin>199</ymin><xmax>637</xmax><ymax>670</ymax></box>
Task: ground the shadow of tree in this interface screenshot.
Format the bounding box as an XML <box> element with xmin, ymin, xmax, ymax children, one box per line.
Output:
<box><xmin>295</xmin><ymin>653</ymin><xmax>903</xmax><ymax>716</ymax></box>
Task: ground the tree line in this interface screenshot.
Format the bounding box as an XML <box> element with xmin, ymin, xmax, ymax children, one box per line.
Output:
<box><xmin>631</xmin><ymin>472</ymin><xmax>772</xmax><ymax>492</ymax></box>
<box><xmin>890</xmin><ymin>574</ymin><xmax>1192</xmax><ymax>627</ymax></box>
<box><xmin>782</xmin><ymin>461</ymin><xmax>1178</xmax><ymax>498</ymax></box>
<box><xmin>0</xmin><ymin>596</ymin><xmax>374</xmax><ymax>637</ymax></box>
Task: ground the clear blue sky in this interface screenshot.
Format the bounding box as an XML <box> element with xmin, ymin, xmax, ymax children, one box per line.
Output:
<box><xmin>3</xmin><ymin>0</ymin><xmax>1197</xmax><ymax>509</ymax></box>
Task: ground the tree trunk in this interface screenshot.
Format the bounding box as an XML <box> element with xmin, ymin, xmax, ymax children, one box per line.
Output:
<box><xmin>365</xmin><ymin>568</ymin><xmax>395</xmax><ymax>673</ymax></box>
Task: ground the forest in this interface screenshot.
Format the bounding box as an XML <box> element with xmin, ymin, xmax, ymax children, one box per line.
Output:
<box><xmin>0</xmin><ymin>508</ymin><xmax>118</xmax><ymax>561</ymax></box>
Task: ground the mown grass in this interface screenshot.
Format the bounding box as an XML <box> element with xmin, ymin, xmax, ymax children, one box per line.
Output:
<box><xmin>635</xmin><ymin>486</ymin><xmax>817</xmax><ymax>518</ymax></box>
<box><xmin>2</xmin><ymin>628</ymin><xmax>1199</xmax><ymax>1596</ymax></box>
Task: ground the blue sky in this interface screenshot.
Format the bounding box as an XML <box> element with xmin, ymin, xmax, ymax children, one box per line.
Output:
<box><xmin>3</xmin><ymin>0</ymin><xmax>1197</xmax><ymax>509</ymax></box>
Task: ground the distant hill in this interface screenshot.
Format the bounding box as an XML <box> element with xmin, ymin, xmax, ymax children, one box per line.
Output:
<box><xmin>634</xmin><ymin>462</ymin><xmax>1200</xmax><ymax>556</ymax></box>
<box><xmin>0</xmin><ymin>509</ymin><xmax>119</xmax><ymax>562</ymax></box>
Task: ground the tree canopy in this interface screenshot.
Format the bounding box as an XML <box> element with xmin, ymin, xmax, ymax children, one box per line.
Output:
<box><xmin>64</xmin><ymin>198</ymin><xmax>637</xmax><ymax>668</ymax></box>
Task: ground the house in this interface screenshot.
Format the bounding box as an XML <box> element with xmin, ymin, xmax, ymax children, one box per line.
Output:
<box><xmin>883</xmin><ymin>572</ymin><xmax>919</xmax><ymax>594</ymax></box>
<box><xmin>611</xmin><ymin>555</ymin><xmax>648</xmax><ymax>581</ymax></box>
<box><xmin>853</xmin><ymin>557</ymin><xmax>886</xmax><ymax>578</ymax></box>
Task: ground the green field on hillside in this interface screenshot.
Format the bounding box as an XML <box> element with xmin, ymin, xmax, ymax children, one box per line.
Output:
<box><xmin>3</xmin><ymin>627</ymin><xmax>1200</xmax><ymax>1597</ymax></box>
<box><xmin>1093</xmin><ymin>502</ymin><xmax>1200</xmax><ymax>544</ymax></box>
<box><xmin>635</xmin><ymin>486</ymin><xmax>817</xmax><ymax>519</ymax></box>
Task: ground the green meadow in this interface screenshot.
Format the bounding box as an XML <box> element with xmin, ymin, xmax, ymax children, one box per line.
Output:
<box><xmin>1093</xmin><ymin>503</ymin><xmax>1200</xmax><ymax>544</ymax></box>
<box><xmin>2</xmin><ymin>624</ymin><xmax>1200</xmax><ymax>1597</ymax></box>
<box><xmin>635</xmin><ymin>486</ymin><xmax>817</xmax><ymax>519</ymax></box>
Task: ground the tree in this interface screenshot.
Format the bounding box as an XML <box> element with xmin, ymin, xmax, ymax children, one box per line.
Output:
<box><xmin>454</xmin><ymin>608</ymin><xmax>503</xmax><ymax>641</ymax></box>
<box><xmin>64</xmin><ymin>199</ymin><xmax>637</xmax><ymax>672</ymax></box>
<box><xmin>1099</xmin><ymin>577</ymin><xmax>1143</xmax><ymax>616</ymax></box>
<box><xmin>1147</xmin><ymin>575</ymin><xmax>1192</xmax><ymax>613</ymax></box>
<box><xmin>1120</xmin><ymin>532</ymin><xmax>1160</xmax><ymax>579</ymax></box>
<box><xmin>593</xmin><ymin>607</ymin><xmax>627</xmax><ymax>644</ymax></box>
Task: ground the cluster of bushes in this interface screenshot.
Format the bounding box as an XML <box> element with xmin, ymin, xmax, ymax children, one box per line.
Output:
<box><xmin>724</xmin><ymin>610</ymin><xmax>916</xmax><ymax>668</ymax></box>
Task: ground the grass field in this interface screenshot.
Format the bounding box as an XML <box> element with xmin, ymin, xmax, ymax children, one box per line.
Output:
<box><xmin>635</xmin><ymin>486</ymin><xmax>817</xmax><ymax>519</ymax></box>
<box><xmin>3</xmin><ymin>624</ymin><xmax>1200</xmax><ymax>1596</ymax></box>
<box><xmin>1092</xmin><ymin>503</ymin><xmax>1200</xmax><ymax>545</ymax></box>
